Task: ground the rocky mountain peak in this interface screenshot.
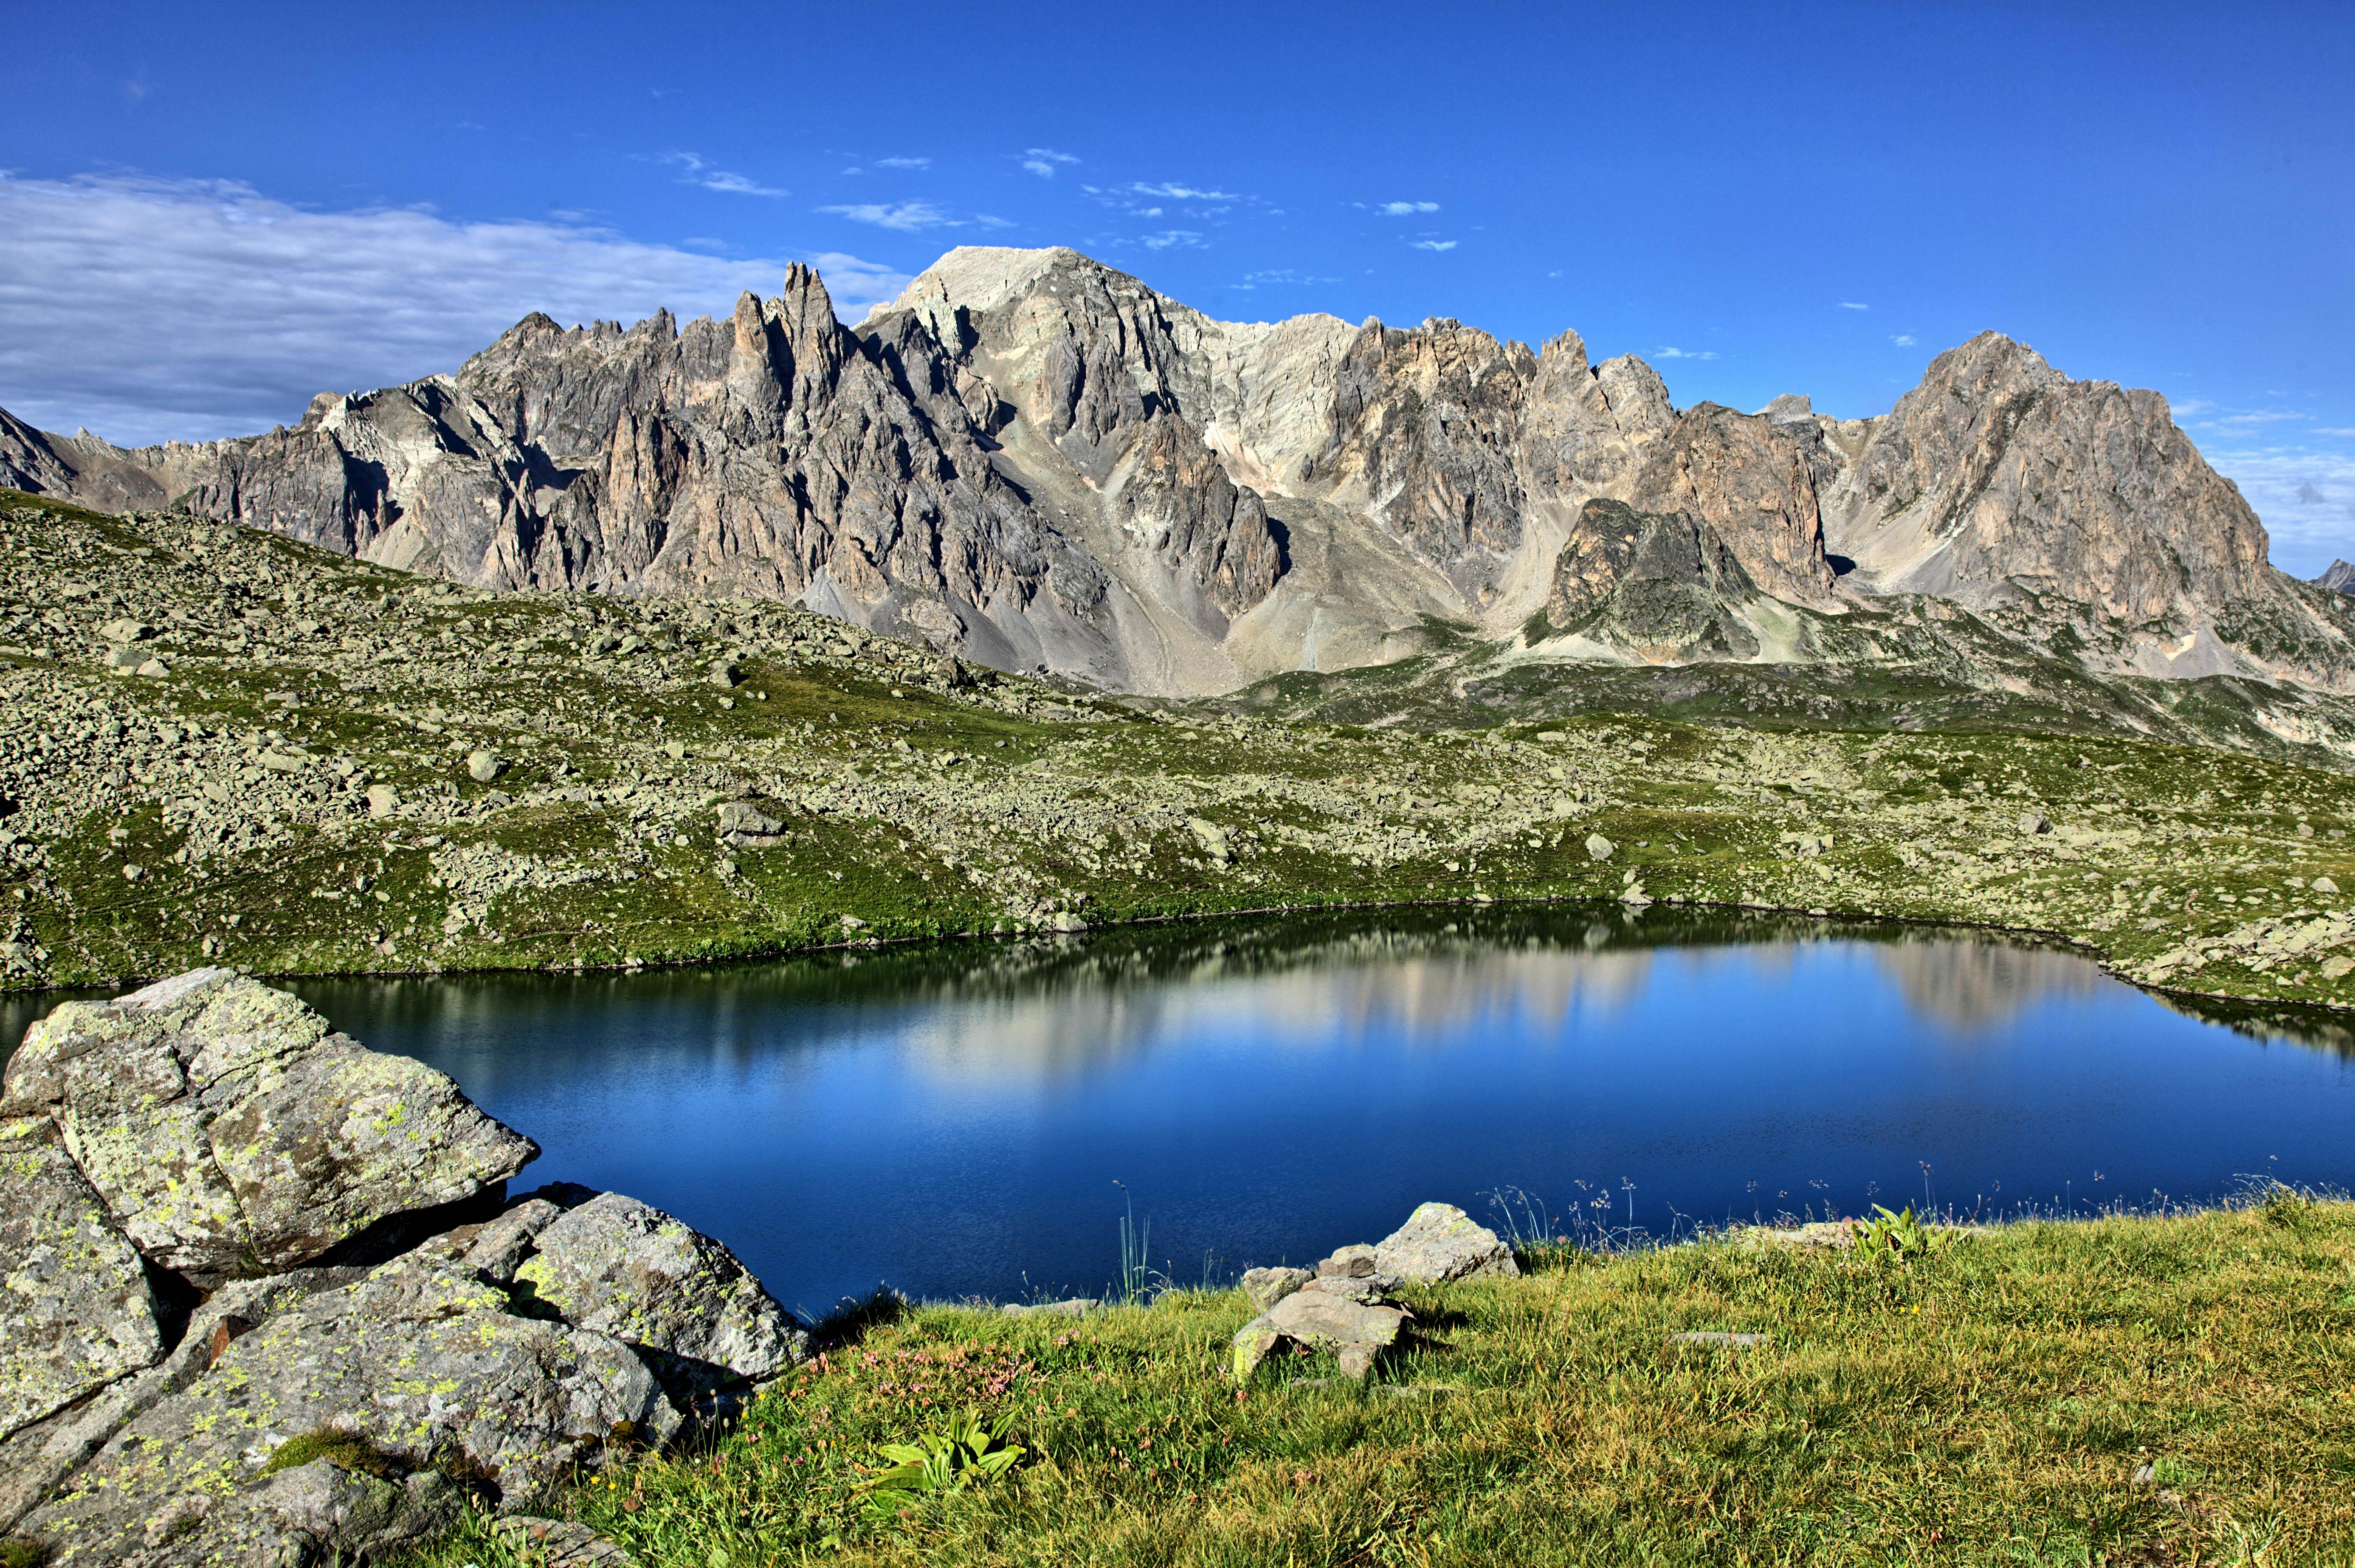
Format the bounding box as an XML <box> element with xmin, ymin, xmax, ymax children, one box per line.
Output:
<box><xmin>4</xmin><ymin>246</ymin><xmax>2341</xmax><ymax>698</ymax></box>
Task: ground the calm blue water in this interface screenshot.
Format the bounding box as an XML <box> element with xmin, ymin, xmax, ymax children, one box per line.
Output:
<box><xmin>8</xmin><ymin>909</ymin><xmax>2353</xmax><ymax>1316</ymax></box>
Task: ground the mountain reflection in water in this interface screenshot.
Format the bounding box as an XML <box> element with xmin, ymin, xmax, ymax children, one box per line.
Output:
<box><xmin>3</xmin><ymin>906</ymin><xmax>2350</xmax><ymax>1309</ymax></box>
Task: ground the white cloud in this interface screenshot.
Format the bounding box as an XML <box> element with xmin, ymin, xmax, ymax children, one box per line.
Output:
<box><xmin>1408</xmin><ymin>239</ymin><xmax>1457</xmax><ymax>252</ymax></box>
<box><xmin>2318</xmin><ymin>427</ymin><xmax>2355</xmax><ymax>438</ymax></box>
<box><xmin>873</xmin><ymin>156</ymin><xmax>932</xmax><ymax>170</ymax></box>
<box><xmin>1238</xmin><ymin>268</ymin><xmax>1340</xmax><ymax>287</ymax></box>
<box><xmin>2201</xmin><ymin>446</ymin><xmax>2355</xmax><ymax>573</ymax></box>
<box><xmin>1839</xmin><ymin>301</ymin><xmax>1869</xmax><ymax>310</ymax></box>
<box><xmin>1022</xmin><ymin>148</ymin><xmax>1079</xmax><ymax>177</ymax></box>
<box><xmin>1654</xmin><ymin>346</ymin><xmax>1719</xmax><ymax>361</ymax></box>
<box><xmin>817</xmin><ymin>200</ymin><xmax>958</xmax><ymax>231</ymax></box>
<box><xmin>0</xmin><ymin>171</ymin><xmax>910</xmax><ymax>445</ymax></box>
<box><xmin>1128</xmin><ymin>181</ymin><xmax>1238</xmax><ymax>201</ymax></box>
<box><xmin>659</xmin><ymin>152</ymin><xmax>787</xmax><ymax>198</ymax></box>
<box><xmin>1891</xmin><ymin>333</ymin><xmax>1917</xmax><ymax>347</ymax></box>
<box><xmin>1369</xmin><ymin>200</ymin><xmax>1440</xmax><ymax>216</ymax></box>
<box><xmin>1139</xmin><ymin>230</ymin><xmax>1204</xmax><ymax>250</ymax></box>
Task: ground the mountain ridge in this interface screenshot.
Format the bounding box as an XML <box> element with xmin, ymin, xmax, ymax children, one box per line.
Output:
<box><xmin>4</xmin><ymin>244</ymin><xmax>2346</xmax><ymax>699</ymax></box>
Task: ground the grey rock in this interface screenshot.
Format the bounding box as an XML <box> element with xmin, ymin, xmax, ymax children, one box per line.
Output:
<box><xmin>1668</xmin><ymin>1331</ymin><xmax>1769</xmax><ymax>1348</ymax></box>
<box><xmin>0</xmin><ymin>1267</ymin><xmax>362</xmax><ymax>1534</ymax></box>
<box><xmin>18</xmin><ymin>1255</ymin><xmax>676</xmax><ymax>1564</ymax></box>
<box><xmin>509</xmin><ymin>1190</ymin><xmax>810</xmax><ymax>1396</ymax></box>
<box><xmin>1586</xmin><ymin>833</ymin><xmax>1615</xmax><ymax>862</ymax></box>
<box><xmin>365</xmin><ymin>782</ymin><xmax>399</xmax><ymax>817</ymax></box>
<box><xmin>493</xmin><ymin>1515</ymin><xmax>641</xmax><ymax>1567</ymax></box>
<box><xmin>1000</xmin><ymin>1298</ymin><xmax>1099</xmax><ymax>1320</ymax></box>
<box><xmin>465</xmin><ymin>748</ymin><xmax>503</xmax><ymax>783</ymax></box>
<box><xmin>1232</xmin><ymin>1287</ymin><xmax>1408</xmax><ymax>1383</ymax></box>
<box><xmin>1238</xmin><ymin>1266</ymin><xmax>1312</xmax><ymax>1313</ymax></box>
<box><xmin>0</xmin><ymin>1117</ymin><xmax>162</xmax><ymax>1439</ymax></box>
<box><xmin>0</xmin><ymin>968</ymin><xmax>538</xmax><ymax>1281</ymax></box>
<box><xmin>1373</xmin><ymin>1202</ymin><xmax>1521</xmax><ymax>1284</ymax></box>
<box><xmin>2019</xmin><ymin>811</ymin><xmax>2052</xmax><ymax>835</ymax></box>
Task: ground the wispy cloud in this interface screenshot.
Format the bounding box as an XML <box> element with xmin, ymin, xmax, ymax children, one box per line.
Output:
<box><xmin>1839</xmin><ymin>301</ymin><xmax>1869</xmax><ymax>310</ymax></box>
<box><xmin>1127</xmin><ymin>181</ymin><xmax>1238</xmax><ymax>202</ymax></box>
<box><xmin>2318</xmin><ymin>427</ymin><xmax>2355</xmax><ymax>438</ymax></box>
<box><xmin>818</xmin><ymin>200</ymin><xmax>959</xmax><ymax>232</ymax></box>
<box><xmin>1364</xmin><ymin>200</ymin><xmax>1440</xmax><ymax>216</ymax></box>
<box><xmin>1891</xmin><ymin>333</ymin><xmax>1917</xmax><ymax>347</ymax></box>
<box><xmin>1408</xmin><ymin>238</ymin><xmax>1457</xmax><ymax>252</ymax></box>
<box><xmin>2200</xmin><ymin>445</ymin><xmax>2355</xmax><ymax>571</ymax></box>
<box><xmin>1139</xmin><ymin>230</ymin><xmax>1204</xmax><ymax>250</ymax></box>
<box><xmin>0</xmin><ymin>172</ymin><xmax>910</xmax><ymax>445</ymax></box>
<box><xmin>659</xmin><ymin>152</ymin><xmax>787</xmax><ymax>197</ymax></box>
<box><xmin>1022</xmin><ymin>148</ymin><xmax>1079</xmax><ymax>178</ymax></box>
<box><xmin>1654</xmin><ymin>346</ymin><xmax>1718</xmax><ymax>361</ymax></box>
<box><xmin>1237</xmin><ymin>268</ymin><xmax>1341</xmax><ymax>288</ymax></box>
<box><xmin>873</xmin><ymin>156</ymin><xmax>931</xmax><ymax>170</ymax></box>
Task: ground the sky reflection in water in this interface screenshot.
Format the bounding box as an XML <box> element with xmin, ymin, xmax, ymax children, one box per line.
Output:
<box><xmin>11</xmin><ymin>909</ymin><xmax>2351</xmax><ymax>1314</ymax></box>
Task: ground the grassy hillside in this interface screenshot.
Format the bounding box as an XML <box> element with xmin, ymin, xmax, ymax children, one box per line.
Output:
<box><xmin>6</xmin><ymin>490</ymin><xmax>2355</xmax><ymax>1019</ymax></box>
<box><xmin>396</xmin><ymin>1194</ymin><xmax>2355</xmax><ymax>1567</ymax></box>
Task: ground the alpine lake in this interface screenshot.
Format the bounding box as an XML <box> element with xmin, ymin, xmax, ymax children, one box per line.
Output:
<box><xmin>7</xmin><ymin>905</ymin><xmax>2351</xmax><ymax>1319</ymax></box>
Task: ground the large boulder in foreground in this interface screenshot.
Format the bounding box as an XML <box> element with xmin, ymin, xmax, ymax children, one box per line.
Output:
<box><xmin>0</xmin><ymin>971</ymin><xmax>808</xmax><ymax>1568</ymax></box>
<box><xmin>0</xmin><ymin>1117</ymin><xmax>163</xmax><ymax>1438</ymax></box>
<box><xmin>18</xmin><ymin>1247</ymin><xmax>679</xmax><ymax>1563</ymax></box>
<box><xmin>0</xmin><ymin>967</ymin><xmax>538</xmax><ymax>1281</ymax></box>
<box><xmin>1374</xmin><ymin>1202</ymin><xmax>1520</xmax><ymax>1284</ymax></box>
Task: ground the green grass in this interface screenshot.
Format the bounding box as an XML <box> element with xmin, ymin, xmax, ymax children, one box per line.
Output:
<box><xmin>395</xmin><ymin>1199</ymin><xmax>2355</xmax><ymax>1567</ymax></box>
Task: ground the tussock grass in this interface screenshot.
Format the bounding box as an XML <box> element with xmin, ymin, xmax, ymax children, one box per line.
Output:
<box><xmin>402</xmin><ymin>1199</ymin><xmax>2355</xmax><ymax>1566</ymax></box>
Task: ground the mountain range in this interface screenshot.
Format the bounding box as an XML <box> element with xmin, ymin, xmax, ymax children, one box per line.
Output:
<box><xmin>6</xmin><ymin>245</ymin><xmax>2350</xmax><ymax>700</ymax></box>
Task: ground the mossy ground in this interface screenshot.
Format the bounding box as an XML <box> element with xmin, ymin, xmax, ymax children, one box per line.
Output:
<box><xmin>6</xmin><ymin>493</ymin><xmax>2355</xmax><ymax>1018</ymax></box>
<box><xmin>398</xmin><ymin>1197</ymin><xmax>2355</xmax><ymax>1567</ymax></box>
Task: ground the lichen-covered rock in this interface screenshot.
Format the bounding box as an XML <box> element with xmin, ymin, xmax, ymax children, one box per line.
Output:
<box><xmin>18</xmin><ymin>1253</ymin><xmax>676</xmax><ymax>1564</ymax></box>
<box><xmin>0</xmin><ymin>968</ymin><xmax>538</xmax><ymax>1279</ymax></box>
<box><xmin>1239</xmin><ymin>1266</ymin><xmax>1312</xmax><ymax>1314</ymax></box>
<box><xmin>1232</xmin><ymin>1288</ymin><xmax>1408</xmax><ymax>1382</ymax></box>
<box><xmin>1373</xmin><ymin>1202</ymin><xmax>1521</xmax><ymax>1284</ymax></box>
<box><xmin>0</xmin><ymin>1116</ymin><xmax>163</xmax><ymax>1438</ymax></box>
<box><xmin>510</xmin><ymin>1191</ymin><xmax>809</xmax><ymax>1396</ymax></box>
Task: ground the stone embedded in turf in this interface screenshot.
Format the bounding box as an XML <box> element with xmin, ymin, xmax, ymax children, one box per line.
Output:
<box><xmin>1234</xmin><ymin>1287</ymin><xmax>1409</xmax><ymax>1383</ymax></box>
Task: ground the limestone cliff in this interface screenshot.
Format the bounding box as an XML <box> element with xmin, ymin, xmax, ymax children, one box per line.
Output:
<box><xmin>6</xmin><ymin>248</ymin><xmax>2344</xmax><ymax>696</ymax></box>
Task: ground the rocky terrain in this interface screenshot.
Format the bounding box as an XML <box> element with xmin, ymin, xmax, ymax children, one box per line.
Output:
<box><xmin>2</xmin><ymin>487</ymin><xmax>2355</xmax><ymax>1025</ymax></box>
<box><xmin>6</xmin><ymin>247</ymin><xmax>2349</xmax><ymax>705</ymax></box>
<box><xmin>0</xmin><ymin>966</ymin><xmax>806</xmax><ymax>1565</ymax></box>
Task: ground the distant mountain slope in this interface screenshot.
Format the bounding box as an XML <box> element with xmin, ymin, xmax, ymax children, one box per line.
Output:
<box><xmin>6</xmin><ymin>245</ymin><xmax>2348</xmax><ymax>697</ymax></box>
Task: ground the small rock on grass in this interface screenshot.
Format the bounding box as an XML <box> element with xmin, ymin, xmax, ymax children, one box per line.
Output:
<box><xmin>493</xmin><ymin>1516</ymin><xmax>639</xmax><ymax>1567</ymax></box>
<box><xmin>1373</xmin><ymin>1202</ymin><xmax>1519</xmax><ymax>1284</ymax></box>
<box><xmin>1002</xmin><ymin>1298</ymin><xmax>1099</xmax><ymax>1319</ymax></box>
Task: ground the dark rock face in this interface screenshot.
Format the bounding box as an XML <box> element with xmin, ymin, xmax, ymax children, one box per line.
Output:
<box><xmin>1626</xmin><ymin>405</ymin><xmax>1839</xmax><ymax>608</ymax></box>
<box><xmin>1547</xmin><ymin>499</ymin><xmax>1765</xmax><ymax>661</ymax></box>
<box><xmin>6</xmin><ymin>250</ymin><xmax>2340</xmax><ymax>694</ymax></box>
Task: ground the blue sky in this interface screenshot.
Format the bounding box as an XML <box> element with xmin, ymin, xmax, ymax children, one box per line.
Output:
<box><xmin>5</xmin><ymin>0</ymin><xmax>2352</xmax><ymax>569</ymax></box>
